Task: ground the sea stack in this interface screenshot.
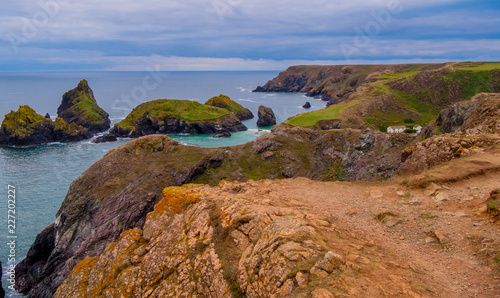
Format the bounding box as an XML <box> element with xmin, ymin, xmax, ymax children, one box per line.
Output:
<box><xmin>57</xmin><ymin>79</ymin><xmax>110</xmax><ymax>133</ymax></box>
<box><xmin>257</xmin><ymin>105</ymin><xmax>276</xmax><ymax>127</ymax></box>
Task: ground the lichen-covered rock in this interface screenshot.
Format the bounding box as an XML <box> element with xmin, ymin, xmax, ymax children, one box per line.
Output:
<box><xmin>110</xmin><ymin>99</ymin><xmax>247</xmax><ymax>137</ymax></box>
<box><xmin>0</xmin><ymin>105</ymin><xmax>55</xmax><ymax>146</ymax></box>
<box><xmin>54</xmin><ymin>182</ymin><xmax>343</xmax><ymax>297</ymax></box>
<box><xmin>0</xmin><ymin>106</ymin><xmax>91</xmax><ymax>146</ymax></box>
<box><xmin>57</xmin><ymin>79</ymin><xmax>110</xmax><ymax>133</ymax></box>
<box><xmin>205</xmin><ymin>94</ymin><xmax>254</xmax><ymax>120</ymax></box>
<box><xmin>257</xmin><ymin>105</ymin><xmax>276</xmax><ymax>127</ymax></box>
<box><xmin>53</xmin><ymin>117</ymin><xmax>92</xmax><ymax>142</ymax></box>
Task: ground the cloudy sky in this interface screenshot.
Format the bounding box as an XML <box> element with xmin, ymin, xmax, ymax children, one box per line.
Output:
<box><xmin>1</xmin><ymin>0</ymin><xmax>499</xmax><ymax>71</ymax></box>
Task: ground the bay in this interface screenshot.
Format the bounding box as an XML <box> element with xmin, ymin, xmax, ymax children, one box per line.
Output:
<box><xmin>0</xmin><ymin>71</ymin><xmax>325</xmax><ymax>294</ymax></box>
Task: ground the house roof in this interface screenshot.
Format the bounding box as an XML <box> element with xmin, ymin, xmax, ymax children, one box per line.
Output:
<box><xmin>388</xmin><ymin>126</ymin><xmax>407</xmax><ymax>129</ymax></box>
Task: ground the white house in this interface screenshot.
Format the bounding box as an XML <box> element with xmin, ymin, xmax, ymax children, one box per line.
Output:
<box><xmin>387</xmin><ymin>126</ymin><xmax>406</xmax><ymax>133</ymax></box>
<box><xmin>413</xmin><ymin>125</ymin><xmax>423</xmax><ymax>134</ymax></box>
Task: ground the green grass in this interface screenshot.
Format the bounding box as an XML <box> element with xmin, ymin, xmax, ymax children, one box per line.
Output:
<box><xmin>205</xmin><ymin>94</ymin><xmax>245</xmax><ymax>114</ymax></box>
<box><xmin>65</xmin><ymin>95</ymin><xmax>107</xmax><ymax>124</ymax></box>
<box><xmin>453</xmin><ymin>62</ymin><xmax>500</xmax><ymax>71</ymax></box>
<box><xmin>285</xmin><ymin>100</ymin><xmax>358</xmax><ymax>127</ymax></box>
<box><xmin>378</xmin><ymin>71</ymin><xmax>419</xmax><ymax>80</ymax></box>
<box><xmin>444</xmin><ymin>70</ymin><xmax>500</xmax><ymax>100</ymax></box>
<box><xmin>116</xmin><ymin>99</ymin><xmax>231</xmax><ymax>129</ymax></box>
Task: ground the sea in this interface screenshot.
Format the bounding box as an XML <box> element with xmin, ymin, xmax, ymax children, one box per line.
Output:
<box><xmin>0</xmin><ymin>71</ymin><xmax>325</xmax><ymax>295</ymax></box>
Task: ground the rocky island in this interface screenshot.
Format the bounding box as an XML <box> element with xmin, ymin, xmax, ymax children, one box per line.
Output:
<box><xmin>109</xmin><ymin>98</ymin><xmax>247</xmax><ymax>138</ymax></box>
<box><xmin>0</xmin><ymin>80</ymin><xmax>110</xmax><ymax>147</ymax></box>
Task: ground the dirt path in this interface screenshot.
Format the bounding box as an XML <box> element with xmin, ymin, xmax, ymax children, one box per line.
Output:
<box><xmin>257</xmin><ymin>172</ymin><xmax>500</xmax><ymax>297</ymax></box>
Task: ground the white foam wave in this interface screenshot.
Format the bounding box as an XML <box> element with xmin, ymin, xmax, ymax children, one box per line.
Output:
<box><xmin>237</xmin><ymin>98</ymin><xmax>255</xmax><ymax>103</ymax></box>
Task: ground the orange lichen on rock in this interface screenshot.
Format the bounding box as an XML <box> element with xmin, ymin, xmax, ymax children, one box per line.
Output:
<box><xmin>147</xmin><ymin>184</ymin><xmax>202</xmax><ymax>222</ymax></box>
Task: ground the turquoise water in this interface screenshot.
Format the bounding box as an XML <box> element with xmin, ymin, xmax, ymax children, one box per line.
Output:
<box><xmin>0</xmin><ymin>71</ymin><xmax>325</xmax><ymax>295</ymax></box>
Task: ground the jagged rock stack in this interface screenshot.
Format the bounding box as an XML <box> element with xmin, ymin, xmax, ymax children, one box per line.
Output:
<box><xmin>0</xmin><ymin>80</ymin><xmax>110</xmax><ymax>147</ymax></box>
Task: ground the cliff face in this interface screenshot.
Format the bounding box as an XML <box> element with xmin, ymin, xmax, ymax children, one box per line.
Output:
<box><xmin>53</xmin><ymin>182</ymin><xmax>348</xmax><ymax>297</ymax></box>
<box><xmin>57</xmin><ymin>80</ymin><xmax>110</xmax><ymax>133</ymax></box>
<box><xmin>16</xmin><ymin>127</ymin><xmax>415</xmax><ymax>297</ymax></box>
<box><xmin>110</xmin><ymin>99</ymin><xmax>247</xmax><ymax>138</ymax></box>
<box><xmin>253</xmin><ymin>64</ymin><xmax>441</xmax><ymax>101</ymax></box>
<box><xmin>436</xmin><ymin>93</ymin><xmax>500</xmax><ymax>134</ymax></box>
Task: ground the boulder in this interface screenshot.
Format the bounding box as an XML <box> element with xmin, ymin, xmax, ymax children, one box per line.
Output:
<box><xmin>91</xmin><ymin>134</ymin><xmax>118</xmax><ymax>144</ymax></box>
<box><xmin>302</xmin><ymin>101</ymin><xmax>311</xmax><ymax>109</ymax></box>
<box><xmin>257</xmin><ymin>105</ymin><xmax>276</xmax><ymax>127</ymax></box>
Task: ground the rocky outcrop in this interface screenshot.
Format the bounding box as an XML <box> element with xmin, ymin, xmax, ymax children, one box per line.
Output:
<box><xmin>256</xmin><ymin>105</ymin><xmax>276</xmax><ymax>127</ymax></box>
<box><xmin>302</xmin><ymin>101</ymin><xmax>311</xmax><ymax>109</ymax></box>
<box><xmin>315</xmin><ymin>119</ymin><xmax>342</xmax><ymax>130</ymax></box>
<box><xmin>53</xmin><ymin>182</ymin><xmax>348</xmax><ymax>297</ymax></box>
<box><xmin>0</xmin><ymin>106</ymin><xmax>91</xmax><ymax>147</ymax></box>
<box><xmin>205</xmin><ymin>94</ymin><xmax>254</xmax><ymax>120</ymax></box>
<box><xmin>398</xmin><ymin>133</ymin><xmax>500</xmax><ymax>176</ymax></box>
<box><xmin>17</xmin><ymin>127</ymin><xmax>416</xmax><ymax>297</ymax></box>
<box><xmin>436</xmin><ymin>93</ymin><xmax>500</xmax><ymax>134</ymax></box>
<box><xmin>91</xmin><ymin>134</ymin><xmax>117</xmax><ymax>144</ymax></box>
<box><xmin>57</xmin><ymin>80</ymin><xmax>110</xmax><ymax>133</ymax></box>
<box><xmin>110</xmin><ymin>99</ymin><xmax>247</xmax><ymax>138</ymax></box>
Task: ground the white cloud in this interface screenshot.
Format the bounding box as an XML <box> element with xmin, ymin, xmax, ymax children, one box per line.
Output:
<box><xmin>0</xmin><ymin>0</ymin><xmax>498</xmax><ymax>70</ymax></box>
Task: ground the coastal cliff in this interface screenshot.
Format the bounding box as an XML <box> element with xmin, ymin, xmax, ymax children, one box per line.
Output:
<box><xmin>14</xmin><ymin>66</ymin><xmax>500</xmax><ymax>296</ymax></box>
<box><xmin>256</xmin><ymin>62</ymin><xmax>500</xmax><ymax>131</ymax></box>
<box><xmin>16</xmin><ymin>125</ymin><xmax>417</xmax><ymax>297</ymax></box>
<box><xmin>110</xmin><ymin>99</ymin><xmax>247</xmax><ymax>137</ymax></box>
<box><xmin>55</xmin><ymin>173</ymin><xmax>500</xmax><ymax>297</ymax></box>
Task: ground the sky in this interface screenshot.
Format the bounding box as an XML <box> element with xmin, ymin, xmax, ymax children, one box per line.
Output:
<box><xmin>0</xmin><ymin>0</ymin><xmax>499</xmax><ymax>71</ymax></box>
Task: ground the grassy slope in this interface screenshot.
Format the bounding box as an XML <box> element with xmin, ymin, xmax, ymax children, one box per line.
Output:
<box><xmin>285</xmin><ymin>62</ymin><xmax>500</xmax><ymax>129</ymax></box>
<box><xmin>205</xmin><ymin>94</ymin><xmax>246</xmax><ymax>115</ymax></box>
<box><xmin>115</xmin><ymin>99</ymin><xmax>231</xmax><ymax>129</ymax></box>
